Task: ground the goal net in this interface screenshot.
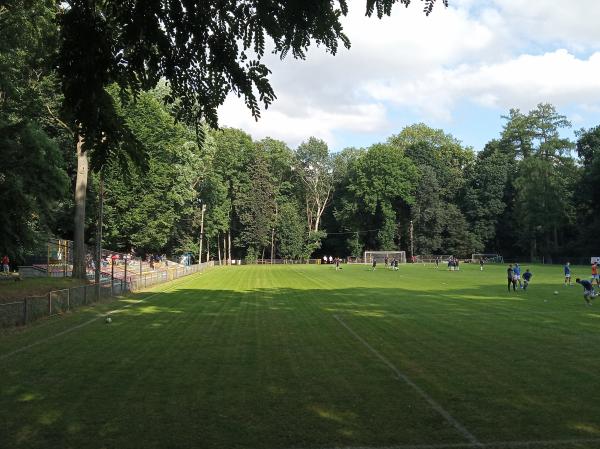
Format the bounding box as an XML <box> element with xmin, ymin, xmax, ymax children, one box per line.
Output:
<box><xmin>364</xmin><ymin>251</ymin><xmax>406</xmax><ymax>264</ymax></box>
<box><xmin>416</xmin><ymin>255</ymin><xmax>453</xmax><ymax>264</ymax></box>
<box><xmin>472</xmin><ymin>254</ymin><xmax>503</xmax><ymax>263</ymax></box>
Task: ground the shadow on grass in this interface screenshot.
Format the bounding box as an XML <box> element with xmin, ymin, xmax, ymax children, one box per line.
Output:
<box><xmin>1</xmin><ymin>281</ymin><xmax>600</xmax><ymax>449</ymax></box>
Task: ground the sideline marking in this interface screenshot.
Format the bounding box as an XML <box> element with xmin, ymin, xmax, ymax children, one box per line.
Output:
<box><xmin>292</xmin><ymin>437</ymin><xmax>600</xmax><ymax>449</ymax></box>
<box><xmin>0</xmin><ymin>273</ymin><xmax>207</xmax><ymax>361</ymax></box>
<box><xmin>333</xmin><ymin>314</ymin><xmax>481</xmax><ymax>447</ymax></box>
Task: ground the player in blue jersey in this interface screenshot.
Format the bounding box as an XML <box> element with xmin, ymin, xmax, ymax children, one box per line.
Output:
<box><xmin>513</xmin><ymin>263</ymin><xmax>522</xmax><ymax>289</ymax></box>
<box><xmin>576</xmin><ymin>278</ymin><xmax>596</xmax><ymax>306</ymax></box>
<box><xmin>564</xmin><ymin>262</ymin><xmax>572</xmax><ymax>287</ymax></box>
<box><xmin>522</xmin><ymin>269</ymin><xmax>532</xmax><ymax>290</ymax></box>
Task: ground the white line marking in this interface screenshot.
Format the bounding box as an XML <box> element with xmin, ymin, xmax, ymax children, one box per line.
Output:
<box><xmin>333</xmin><ymin>314</ymin><xmax>481</xmax><ymax>447</ymax></box>
<box><xmin>290</xmin><ymin>437</ymin><xmax>600</xmax><ymax>449</ymax></box>
<box><xmin>0</xmin><ymin>273</ymin><xmax>205</xmax><ymax>361</ymax></box>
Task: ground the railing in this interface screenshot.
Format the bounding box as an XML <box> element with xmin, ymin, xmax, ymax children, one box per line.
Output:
<box><xmin>0</xmin><ymin>261</ymin><xmax>214</xmax><ymax>329</ymax></box>
<box><xmin>254</xmin><ymin>259</ymin><xmax>322</xmax><ymax>264</ymax></box>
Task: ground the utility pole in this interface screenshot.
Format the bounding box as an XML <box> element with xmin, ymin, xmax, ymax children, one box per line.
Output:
<box><xmin>409</xmin><ymin>220</ymin><xmax>414</xmax><ymax>262</ymax></box>
<box><xmin>95</xmin><ymin>176</ymin><xmax>104</xmax><ymax>300</ymax></box>
<box><xmin>199</xmin><ymin>203</ymin><xmax>206</xmax><ymax>264</ymax></box>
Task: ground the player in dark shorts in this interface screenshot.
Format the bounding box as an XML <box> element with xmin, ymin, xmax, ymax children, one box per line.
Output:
<box><xmin>507</xmin><ymin>265</ymin><xmax>516</xmax><ymax>292</ymax></box>
<box><xmin>576</xmin><ymin>278</ymin><xmax>596</xmax><ymax>306</ymax></box>
<box><xmin>522</xmin><ymin>269</ymin><xmax>533</xmax><ymax>290</ymax></box>
<box><xmin>372</xmin><ymin>259</ymin><xmax>377</xmax><ymax>271</ymax></box>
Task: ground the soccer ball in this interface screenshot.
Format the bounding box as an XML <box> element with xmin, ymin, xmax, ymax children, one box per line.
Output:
<box><xmin>554</xmin><ymin>291</ymin><xmax>559</xmax><ymax>295</ymax></box>
<box><xmin>105</xmin><ymin>316</ymin><xmax>112</xmax><ymax>324</ymax></box>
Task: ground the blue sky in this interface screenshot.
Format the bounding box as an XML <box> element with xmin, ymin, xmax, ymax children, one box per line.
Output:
<box><xmin>218</xmin><ymin>0</ymin><xmax>600</xmax><ymax>152</ymax></box>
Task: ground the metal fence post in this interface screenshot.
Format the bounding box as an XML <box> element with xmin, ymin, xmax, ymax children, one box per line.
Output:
<box><xmin>111</xmin><ymin>258</ymin><xmax>115</xmax><ymax>296</ymax></box>
<box><xmin>23</xmin><ymin>298</ymin><xmax>28</xmax><ymax>325</ymax></box>
<box><xmin>48</xmin><ymin>292</ymin><xmax>52</xmax><ymax>315</ymax></box>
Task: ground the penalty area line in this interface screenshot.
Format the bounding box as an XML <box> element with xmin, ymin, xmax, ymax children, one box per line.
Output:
<box><xmin>333</xmin><ymin>314</ymin><xmax>481</xmax><ymax>447</ymax></box>
<box><xmin>0</xmin><ymin>273</ymin><xmax>204</xmax><ymax>361</ymax></box>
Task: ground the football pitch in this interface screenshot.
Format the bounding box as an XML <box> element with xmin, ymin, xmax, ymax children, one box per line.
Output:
<box><xmin>2</xmin><ymin>263</ymin><xmax>600</xmax><ymax>449</ymax></box>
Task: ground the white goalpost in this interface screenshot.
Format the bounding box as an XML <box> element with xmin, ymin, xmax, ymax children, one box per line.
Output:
<box><xmin>416</xmin><ymin>255</ymin><xmax>453</xmax><ymax>264</ymax></box>
<box><xmin>363</xmin><ymin>251</ymin><xmax>406</xmax><ymax>264</ymax></box>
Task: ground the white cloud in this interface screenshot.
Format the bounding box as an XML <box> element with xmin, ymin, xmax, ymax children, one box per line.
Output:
<box><xmin>217</xmin><ymin>1</ymin><xmax>600</xmax><ymax>149</ymax></box>
<box><xmin>365</xmin><ymin>50</ymin><xmax>600</xmax><ymax>116</ymax></box>
<box><xmin>487</xmin><ymin>0</ymin><xmax>600</xmax><ymax>52</ymax></box>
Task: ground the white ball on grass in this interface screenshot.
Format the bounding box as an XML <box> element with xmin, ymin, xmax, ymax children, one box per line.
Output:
<box><xmin>105</xmin><ymin>317</ymin><xmax>112</xmax><ymax>324</ymax></box>
<box><xmin>554</xmin><ymin>291</ymin><xmax>559</xmax><ymax>295</ymax></box>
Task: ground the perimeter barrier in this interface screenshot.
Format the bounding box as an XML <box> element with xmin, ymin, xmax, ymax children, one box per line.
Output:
<box><xmin>0</xmin><ymin>261</ymin><xmax>214</xmax><ymax>329</ymax></box>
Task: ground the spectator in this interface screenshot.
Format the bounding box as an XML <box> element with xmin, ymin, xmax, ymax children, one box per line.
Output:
<box><xmin>2</xmin><ymin>254</ymin><xmax>9</xmax><ymax>273</ymax></box>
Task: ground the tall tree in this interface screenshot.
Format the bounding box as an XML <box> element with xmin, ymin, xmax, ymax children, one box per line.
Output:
<box><xmin>575</xmin><ymin>126</ymin><xmax>600</xmax><ymax>254</ymax></box>
<box><xmin>388</xmin><ymin>124</ymin><xmax>474</xmax><ymax>255</ymax></box>
<box><xmin>56</xmin><ymin>0</ymin><xmax>446</xmax><ymax>277</ymax></box>
<box><xmin>335</xmin><ymin>143</ymin><xmax>418</xmax><ymax>253</ymax></box>
<box><xmin>101</xmin><ymin>89</ymin><xmax>202</xmax><ymax>254</ymax></box>
<box><xmin>0</xmin><ymin>0</ymin><xmax>70</xmax><ymax>261</ymax></box>
<box><xmin>461</xmin><ymin>145</ymin><xmax>510</xmax><ymax>250</ymax></box>
<box><xmin>236</xmin><ymin>151</ymin><xmax>276</xmax><ymax>259</ymax></box>
<box><xmin>295</xmin><ymin>137</ymin><xmax>335</xmax><ymax>234</ymax></box>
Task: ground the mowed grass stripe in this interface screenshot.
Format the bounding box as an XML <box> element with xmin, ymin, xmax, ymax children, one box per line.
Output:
<box><xmin>2</xmin><ymin>263</ymin><xmax>600</xmax><ymax>449</ymax></box>
<box><xmin>330</xmin><ymin>265</ymin><xmax>600</xmax><ymax>442</ymax></box>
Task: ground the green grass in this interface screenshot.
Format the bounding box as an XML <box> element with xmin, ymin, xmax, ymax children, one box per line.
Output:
<box><xmin>1</xmin><ymin>263</ymin><xmax>600</xmax><ymax>449</ymax></box>
<box><xmin>0</xmin><ymin>277</ymin><xmax>87</xmax><ymax>302</ymax></box>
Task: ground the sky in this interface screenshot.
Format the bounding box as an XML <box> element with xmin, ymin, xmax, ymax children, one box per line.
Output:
<box><xmin>217</xmin><ymin>0</ymin><xmax>600</xmax><ymax>152</ymax></box>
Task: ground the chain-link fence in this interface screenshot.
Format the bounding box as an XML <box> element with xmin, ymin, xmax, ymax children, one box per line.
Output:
<box><xmin>0</xmin><ymin>261</ymin><xmax>214</xmax><ymax>329</ymax></box>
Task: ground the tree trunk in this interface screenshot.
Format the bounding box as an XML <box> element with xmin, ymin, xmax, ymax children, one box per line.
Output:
<box><xmin>217</xmin><ymin>233</ymin><xmax>222</xmax><ymax>266</ymax></box>
<box><xmin>223</xmin><ymin>234</ymin><xmax>227</xmax><ymax>265</ymax></box>
<box><xmin>228</xmin><ymin>231</ymin><xmax>232</xmax><ymax>265</ymax></box>
<box><xmin>206</xmin><ymin>236</ymin><xmax>210</xmax><ymax>264</ymax></box>
<box><xmin>73</xmin><ymin>135</ymin><xmax>88</xmax><ymax>279</ymax></box>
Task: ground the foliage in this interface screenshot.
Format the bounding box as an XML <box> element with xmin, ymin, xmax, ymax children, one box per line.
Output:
<box><xmin>101</xmin><ymin>89</ymin><xmax>201</xmax><ymax>253</ymax></box>
<box><xmin>57</xmin><ymin>0</ymin><xmax>446</xmax><ymax>157</ymax></box>
<box><xmin>235</xmin><ymin>151</ymin><xmax>276</xmax><ymax>257</ymax></box>
<box><xmin>0</xmin><ymin>122</ymin><xmax>69</xmax><ymax>260</ymax></box>
<box><xmin>335</xmin><ymin>143</ymin><xmax>418</xmax><ymax>253</ymax></box>
<box><xmin>575</xmin><ymin>126</ymin><xmax>600</xmax><ymax>254</ymax></box>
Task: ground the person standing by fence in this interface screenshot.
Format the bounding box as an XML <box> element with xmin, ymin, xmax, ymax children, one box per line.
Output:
<box><xmin>2</xmin><ymin>254</ymin><xmax>9</xmax><ymax>273</ymax></box>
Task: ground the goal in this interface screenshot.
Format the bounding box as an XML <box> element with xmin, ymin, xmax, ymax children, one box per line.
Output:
<box><xmin>364</xmin><ymin>251</ymin><xmax>406</xmax><ymax>264</ymax></box>
<box><xmin>472</xmin><ymin>254</ymin><xmax>504</xmax><ymax>263</ymax></box>
<box><xmin>416</xmin><ymin>254</ymin><xmax>453</xmax><ymax>264</ymax></box>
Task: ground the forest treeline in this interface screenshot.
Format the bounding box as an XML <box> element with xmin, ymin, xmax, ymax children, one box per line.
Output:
<box><xmin>1</xmin><ymin>2</ymin><xmax>599</xmax><ymax>264</ymax></box>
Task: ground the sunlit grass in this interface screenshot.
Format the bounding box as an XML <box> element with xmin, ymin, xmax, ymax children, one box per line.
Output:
<box><xmin>1</xmin><ymin>263</ymin><xmax>600</xmax><ymax>449</ymax></box>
